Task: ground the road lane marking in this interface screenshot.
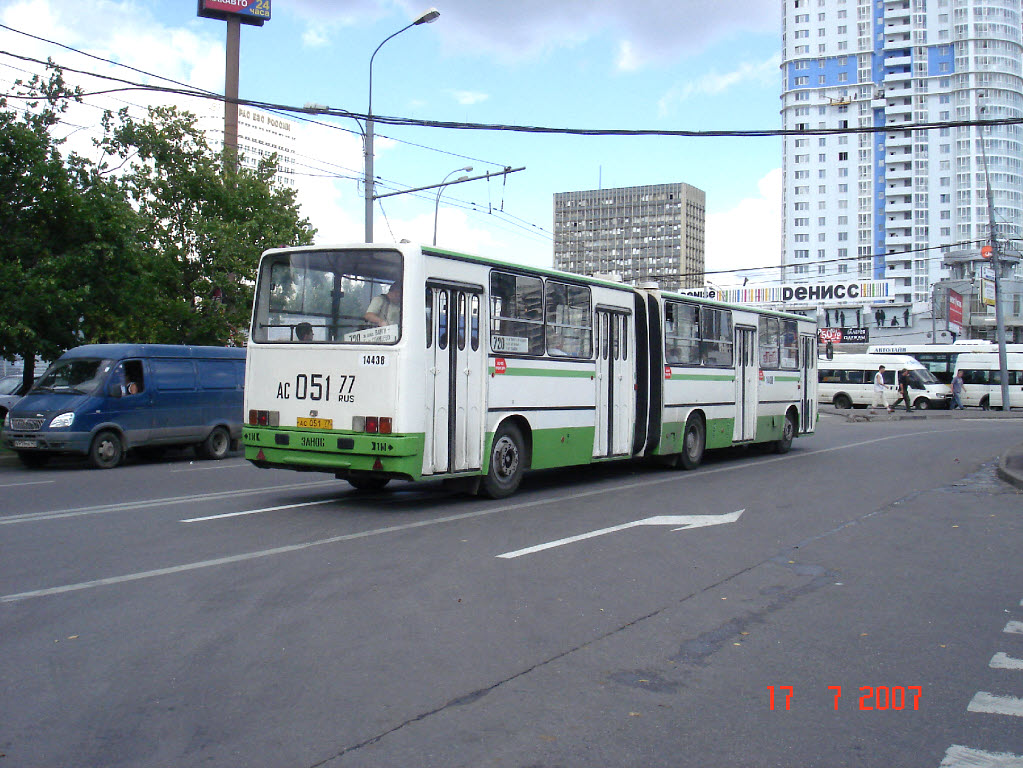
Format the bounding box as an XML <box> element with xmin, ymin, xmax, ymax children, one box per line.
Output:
<box><xmin>967</xmin><ymin>692</ymin><xmax>1023</xmax><ymax>717</ymax></box>
<box><xmin>497</xmin><ymin>511</ymin><xmax>745</xmax><ymax>559</ymax></box>
<box><xmin>182</xmin><ymin>499</ymin><xmax>339</xmax><ymax>522</ymax></box>
<box><xmin>0</xmin><ymin>479</ymin><xmax>55</xmax><ymax>489</ymax></box>
<box><xmin>940</xmin><ymin>745</ymin><xmax>1023</xmax><ymax>767</ymax></box>
<box><xmin>990</xmin><ymin>653</ymin><xmax>1023</xmax><ymax>670</ymax></box>
<box><xmin>1004</xmin><ymin>621</ymin><xmax>1023</xmax><ymax>635</ymax></box>
<box><xmin>0</xmin><ymin>480</ymin><xmax>338</xmax><ymax>525</ymax></box>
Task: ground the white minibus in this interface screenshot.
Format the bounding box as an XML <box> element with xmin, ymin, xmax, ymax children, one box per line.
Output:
<box><xmin>950</xmin><ymin>352</ymin><xmax>1023</xmax><ymax>409</ymax></box>
<box><xmin>818</xmin><ymin>353</ymin><xmax>951</xmax><ymax>410</ymax></box>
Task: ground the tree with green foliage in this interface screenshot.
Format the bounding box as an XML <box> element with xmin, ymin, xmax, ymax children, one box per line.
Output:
<box><xmin>98</xmin><ymin>104</ymin><xmax>316</xmax><ymax>346</ymax></box>
<box><xmin>0</xmin><ymin>66</ymin><xmax>146</xmax><ymax>392</ymax></box>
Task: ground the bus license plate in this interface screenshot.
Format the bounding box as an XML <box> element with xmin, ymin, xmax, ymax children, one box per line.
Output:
<box><xmin>297</xmin><ymin>417</ymin><xmax>333</xmax><ymax>429</ymax></box>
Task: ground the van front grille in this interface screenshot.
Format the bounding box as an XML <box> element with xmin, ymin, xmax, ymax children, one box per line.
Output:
<box><xmin>10</xmin><ymin>417</ymin><xmax>45</xmax><ymax>431</ymax></box>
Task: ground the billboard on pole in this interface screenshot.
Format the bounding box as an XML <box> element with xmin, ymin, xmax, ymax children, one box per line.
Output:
<box><xmin>197</xmin><ymin>0</ymin><xmax>270</xmax><ymax>25</ymax></box>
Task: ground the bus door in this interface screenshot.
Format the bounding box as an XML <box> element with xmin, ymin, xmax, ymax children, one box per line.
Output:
<box><xmin>733</xmin><ymin>325</ymin><xmax>758</xmax><ymax>442</ymax></box>
<box><xmin>799</xmin><ymin>334</ymin><xmax>817</xmax><ymax>433</ymax></box>
<box><xmin>424</xmin><ymin>283</ymin><xmax>486</xmax><ymax>475</ymax></box>
<box><xmin>593</xmin><ymin>308</ymin><xmax>632</xmax><ymax>458</ymax></box>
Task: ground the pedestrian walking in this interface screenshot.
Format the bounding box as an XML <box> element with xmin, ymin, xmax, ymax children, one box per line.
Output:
<box><xmin>892</xmin><ymin>368</ymin><xmax>913</xmax><ymax>412</ymax></box>
<box><xmin>951</xmin><ymin>370</ymin><xmax>966</xmax><ymax>410</ymax></box>
<box><xmin>873</xmin><ymin>365</ymin><xmax>893</xmax><ymax>413</ymax></box>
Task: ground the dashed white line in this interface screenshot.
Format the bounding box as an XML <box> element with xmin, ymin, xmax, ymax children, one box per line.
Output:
<box><xmin>940</xmin><ymin>745</ymin><xmax>1023</xmax><ymax>767</ymax></box>
<box><xmin>967</xmin><ymin>692</ymin><xmax>1023</xmax><ymax>718</ymax></box>
<box><xmin>1004</xmin><ymin>621</ymin><xmax>1023</xmax><ymax>635</ymax></box>
<box><xmin>990</xmin><ymin>653</ymin><xmax>1023</xmax><ymax>671</ymax></box>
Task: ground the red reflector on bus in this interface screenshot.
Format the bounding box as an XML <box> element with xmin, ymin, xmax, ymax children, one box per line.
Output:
<box><xmin>379</xmin><ymin>418</ymin><xmax>392</xmax><ymax>434</ymax></box>
<box><xmin>373</xmin><ymin>458</ymin><xmax>384</xmax><ymax>471</ymax></box>
<box><xmin>366</xmin><ymin>417</ymin><xmax>378</xmax><ymax>434</ymax></box>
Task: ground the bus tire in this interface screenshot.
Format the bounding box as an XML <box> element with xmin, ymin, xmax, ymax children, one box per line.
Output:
<box><xmin>679</xmin><ymin>414</ymin><xmax>705</xmax><ymax>471</ymax></box>
<box><xmin>833</xmin><ymin>394</ymin><xmax>852</xmax><ymax>410</ymax></box>
<box><xmin>89</xmin><ymin>430</ymin><xmax>123</xmax><ymax>469</ymax></box>
<box><xmin>347</xmin><ymin>475</ymin><xmax>390</xmax><ymax>491</ymax></box>
<box><xmin>198</xmin><ymin>426</ymin><xmax>231</xmax><ymax>460</ymax></box>
<box><xmin>980</xmin><ymin>396</ymin><xmax>990</xmax><ymax>411</ymax></box>
<box><xmin>481</xmin><ymin>422</ymin><xmax>525</xmax><ymax>499</ymax></box>
<box><xmin>774</xmin><ymin>411</ymin><xmax>797</xmax><ymax>454</ymax></box>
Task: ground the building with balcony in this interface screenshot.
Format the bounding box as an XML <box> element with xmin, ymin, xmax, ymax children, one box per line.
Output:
<box><xmin>553</xmin><ymin>183</ymin><xmax>706</xmax><ymax>292</ymax></box>
<box><xmin>780</xmin><ymin>0</ymin><xmax>1023</xmax><ymax>339</ymax></box>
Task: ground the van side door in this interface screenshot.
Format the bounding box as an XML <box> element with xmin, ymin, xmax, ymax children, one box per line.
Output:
<box><xmin>105</xmin><ymin>359</ymin><xmax>152</xmax><ymax>446</ymax></box>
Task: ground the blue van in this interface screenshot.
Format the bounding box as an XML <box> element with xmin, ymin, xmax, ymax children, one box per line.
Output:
<box><xmin>2</xmin><ymin>344</ymin><xmax>246</xmax><ymax>469</ymax></box>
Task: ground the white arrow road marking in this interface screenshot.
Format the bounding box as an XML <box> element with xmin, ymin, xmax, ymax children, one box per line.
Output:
<box><xmin>496</xmin><ymin>510</ymin><xmax>744</xmax><ymax>559</ymax></box>
<box><xmin>940</xmin><ymin>745</ymin><xmax>1023</xmax><ymax>767</ymax></box>
<box><xmin>968</xmin><ymin>692</ymin><xmax>1023</xmax><ymax>718</ymax></box>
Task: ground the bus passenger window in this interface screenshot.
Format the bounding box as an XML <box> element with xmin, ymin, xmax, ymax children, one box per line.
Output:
<box><xmin>457</xmin><ymin>292</ymin><xmax>467</xmax><ymax>351</ymax></box>
<box><xmin>426</xmin><ymin>288</ymin><xmax>433</xmax><ymax>349</ymax></box>
<box><xmin>470</xmin><ymin>294</ymin><xmax>480</xmax><ymax>351</ymax></box>
<box><xmin>438</xmin><ymin>291</ymin><xmax>449</xmax><ymax>350</ymax></box>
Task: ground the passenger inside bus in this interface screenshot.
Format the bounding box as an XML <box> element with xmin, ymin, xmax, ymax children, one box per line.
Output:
<box><xmin>364</xmin><ymin>279</ymin><xmax>402</xmax><ymax>327</ymax></box>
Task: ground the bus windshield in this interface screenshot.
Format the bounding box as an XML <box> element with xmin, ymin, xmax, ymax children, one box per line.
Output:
<box><xmin>33</xmin><ymin>358</ymin><xmax>114</xmax><ymax>395</ymax></box>
<box><xmin>251</xmin><ymin>248</ymin><xmax>404</xmax><ymax>344</ymax></box>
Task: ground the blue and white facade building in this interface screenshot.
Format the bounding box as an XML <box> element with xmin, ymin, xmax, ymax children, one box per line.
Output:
<box><xmin>781</xmin><ymin>0</ymin><xmax>1023</xmax><ymax>335</ymax></box>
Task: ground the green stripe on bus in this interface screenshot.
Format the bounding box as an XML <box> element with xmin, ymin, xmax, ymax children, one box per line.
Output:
<box><xmin>668</xmin><ymin>373</ymin><xmax>735</xmax><ymax>382</ymax></box>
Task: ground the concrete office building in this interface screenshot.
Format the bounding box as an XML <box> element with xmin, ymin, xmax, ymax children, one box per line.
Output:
<box><xmin>553</xmin><ymin>183</ymin><xmax>706</xmax><ymax>292</ymax></box>
<box><xmin>199</xmin><ymin>103</ymin><xmax>297</xmax><ymax>190</ymax></box>
<box><xmin>780</xmin><ymin>0</ymin><xmax>1023</xmax><ymax>335</ymax></box>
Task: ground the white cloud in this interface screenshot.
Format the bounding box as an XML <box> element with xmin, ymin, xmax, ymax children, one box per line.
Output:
<box><xmin>658</xmin><ymin>54</ymin><xmax>780</xmax><ymax>115</ymax></box>
<box><xmin>451</xmin><ymin>90</ymin><xmax>489</xmax><ymax>106</ymax></box>
<box><xmin>705</xmin><ymin>168</ymin><xmax>782</xmax><ymax>288</ymax></box>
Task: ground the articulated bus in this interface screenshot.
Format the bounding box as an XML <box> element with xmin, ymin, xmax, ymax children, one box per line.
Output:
<box><xmin>242</xmin><ymin>244</ymin><xmax>818</xmax><ymax>498</ymax></box>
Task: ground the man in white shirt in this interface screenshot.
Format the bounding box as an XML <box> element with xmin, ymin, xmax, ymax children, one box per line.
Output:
<box><xmin>872</xmin><ymin>365</ymin><xmax>893</xmax><ymax>413</ymax></box>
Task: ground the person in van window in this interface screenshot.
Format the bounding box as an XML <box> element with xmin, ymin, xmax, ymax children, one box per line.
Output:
<box><xmin>364</xmin><ymin>279</ymin><xmax>402</xmax><ymax>327</ymax></box>
<box><xmin>951</xmin><ymin>370</ymin><xmax>965</xmax><ymax>410</ymax></box>
<box><xmin>891</xmin><ymin>368</ymin><xmax>913</xmax><ymax>412</ymax></box>
<box><xmin>873</xmin><ymin>364</ymin><xmax>893</xmax><ymax>413</ymax></box>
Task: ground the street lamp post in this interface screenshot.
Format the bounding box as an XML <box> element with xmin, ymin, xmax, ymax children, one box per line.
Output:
<box><xmin>433</xmin><ymin>167</ymin><xmax>473</xmax><ymax>246</ymax></box>
<box><xmin>365</xmin><ymin>8</ymin><xmax>440</xmax><ymax>243</ymax></box>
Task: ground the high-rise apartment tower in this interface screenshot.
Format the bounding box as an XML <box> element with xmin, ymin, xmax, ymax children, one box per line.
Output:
<box><xmin>780</xmin><ymin>0</ymin><xmax>1023</xmax><ymax>314</ymax></box>
<box><xmin>553</xmin><ymin>183</ymin><xmax>706</xmax><ymax>291</ymax></box>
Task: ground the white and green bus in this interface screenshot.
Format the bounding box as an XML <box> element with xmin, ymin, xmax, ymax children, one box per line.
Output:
<box><xmin>243</xmin><ymin>244</ymin><xmax>818</xmax><ymax>497</ymax></box>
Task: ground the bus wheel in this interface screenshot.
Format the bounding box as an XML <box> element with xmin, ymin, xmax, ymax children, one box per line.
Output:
<box><xmin>774</xmin><ymin>411</ymin><xmax>796</xmax><ymax>454</ymax></box>
<box><xmin>680</xmin><ymin>414</ymin><xmax>705</xmax><ymax>470</ymax></box>
<box><xmin>913</xmin><ymin>397</ymin><xmax>930</xmax><ymax>411</ymax></box>
<box><xmin>198</xmin><ymin>426</ymin><xmax>231</xmax><ymax>460</ymax></box>
<box><xmin>481</xmin><ymin>422</ymin><xmax>525</xmax><ymax>498</ymax></box>
<box><xmin>833</xmin><ymin>394</ymin><xmax>852</xmax><ymax>410</ymax></box>
<box><xmin>89</xmin><ymin>430</ymin><xmax>123</xmax><ymax>469</ymax></box>
<box><xmin>980</xmin><ymin>397</ymin><xmax>990</xmax><ymax>411</ymax></box>
<box><xmin>347</xmin><ymin>475</ymin><xmax>390</xmax><ymax>491</ymax></box>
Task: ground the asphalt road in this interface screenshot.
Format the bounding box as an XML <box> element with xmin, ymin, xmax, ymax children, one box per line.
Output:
<box><xmin>1</xmin><ymin>414</ymin><xmax>1021</xmax><ymax>768</ymax></box>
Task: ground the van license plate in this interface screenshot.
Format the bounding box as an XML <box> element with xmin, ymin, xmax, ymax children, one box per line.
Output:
<box><xmin>297</xmin><ymin>417</ymin><xmax>333</xmax><ymax>429</ymax></box>
<box><xmin>13</xmin><ymin>440</ymin><xmax>37</xmax><ymax>449</ymax></box>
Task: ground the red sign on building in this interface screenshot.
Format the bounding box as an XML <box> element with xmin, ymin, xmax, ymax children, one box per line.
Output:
<box><xmin>948</xmin><ymin>289</ymin><xmax>963</xmax><ymax>331</ymax></box>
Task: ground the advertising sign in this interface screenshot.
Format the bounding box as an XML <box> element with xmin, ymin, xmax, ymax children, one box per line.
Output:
<box><xmin>981</xmin><ymin>266</ymin><xmax>996</xmax><ymax>307</ymax></box>
<box><xmin>817</xmin><ymin>327</ymin><xmax>869</xmax><ymax>345</ymax></box>
<box><xmin>197</xmin><ymin>0</ymin><xmax>270</xmax><ymax>25</ymax></box>
<box><xmin>947</xmin><ymin>289</ymin><xmax>963</xmax><ymax>333</ymax></box>
<box><xmin>718</xmin><ymin>280</ymin><xmax>894</xmax><ymax>308</ymax></box>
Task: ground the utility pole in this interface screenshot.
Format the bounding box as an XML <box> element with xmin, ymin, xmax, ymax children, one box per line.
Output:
<box><xmin>977</xmin><ymin>94</ymin><xmax>1012</xmax><ymax>410</ymax></box>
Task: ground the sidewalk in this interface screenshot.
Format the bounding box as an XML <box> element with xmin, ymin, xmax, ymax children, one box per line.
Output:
<box><xmin>819</xmin><ymin>404</ymin><xmax>1023</xmax><ymax>491</ymax></box>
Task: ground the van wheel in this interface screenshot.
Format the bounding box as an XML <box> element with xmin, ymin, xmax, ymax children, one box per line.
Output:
<box><xmin>833</xmin><ymin>394</ymin><xmax>852</xmax><ymax>410</ymax></box>
<box><xmin>775</xmin><ymin>412</ymin><xmax>797</xmax><ymax>454</ymax></box>
<box><xmin>680</xmin><ymin>414</ymin><xmax>706</xmax><ymax>470</ymax></box>
<box><xmin>89</xmin><ymin>430</ymin><xmax>123</xmax><ymax>469</ymax></box>
<box><xmin>198</xmin><ymin>426</ymin><xmax>231</xmax><ymax>460</ymax></box>
<box><xmin>481</xmin><ymin>422</ymin><xmax>525</xmax><ymax>499</ymax></box>
<box><xmin>17</xmin><ymin>451</ymin><xmax>50</xmax><ymax>469</ymax></box>
<box><xmin>913</xmin><ymin>398</ymin><xmax>930</xmax><ymax>411</ymax></box>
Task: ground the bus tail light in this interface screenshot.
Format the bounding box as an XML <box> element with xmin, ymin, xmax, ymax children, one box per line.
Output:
<box><xmin>249</xmin><ymin>409</ymin><xmax>279</xmax><ymax>427</ymax></box>
<box><xmin>379</xmin><ymin>418</ymin><xmax>392</xmax><ymax>434</ymax></box>
<box><xmin>352</xmin><ymin>416</ymin><xmax>393</xmax><ymax>434</ymax></box>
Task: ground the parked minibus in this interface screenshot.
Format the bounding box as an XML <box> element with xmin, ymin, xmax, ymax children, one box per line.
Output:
<box><xmin>818</xmin><ymin>353</ymin><xmax>951</xmax><ymax>410</ymax></box>
<box><xmin>2</xmin><ymin>344</ymin><xmax>246</xmax><ymax>468</ymax></box>
<box><xmin>950</xmin><ymin>352</ymin><xmax>1023</xmax><ymax>409</ymax></box>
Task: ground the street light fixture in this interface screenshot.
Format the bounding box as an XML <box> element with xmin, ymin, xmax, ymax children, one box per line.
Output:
<box><xmin>365</xmin><ymin>8</ymin><xmax>440</xmax><ymax>243</ymax></box>
<box><xmin>434</xmin><ymin>167</ymin><xmax>472</xmax><ymax>246</ymax></box>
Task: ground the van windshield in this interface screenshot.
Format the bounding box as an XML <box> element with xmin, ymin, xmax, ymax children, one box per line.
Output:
<box><xmin>909</xmin><ymin>368</ymin><xmax>939</xmax><ymax>386</ymax></box>
<box><xmin>33</xmin><ymin>358</ymin><xmax>114</xmax><ymax>395</ymax></box>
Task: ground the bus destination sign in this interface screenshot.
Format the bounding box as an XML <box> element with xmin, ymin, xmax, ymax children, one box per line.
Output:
<box><xmin>197</xmin><ymin>0</ymin><xmax>270</xmax><ymax>25</ymax></box>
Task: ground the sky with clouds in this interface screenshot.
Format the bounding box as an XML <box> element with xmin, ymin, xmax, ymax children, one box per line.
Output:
<box><xmin>0</xmin><ymin>0</ymin><xmax>785</xmax><ymax>286</ymax></box>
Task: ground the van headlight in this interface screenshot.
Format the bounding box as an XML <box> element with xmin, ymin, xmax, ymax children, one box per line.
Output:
<box><xmin>49</xmin><ymin>412</ymin><xmax>75</xmax><ymax>429</ymax></box>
